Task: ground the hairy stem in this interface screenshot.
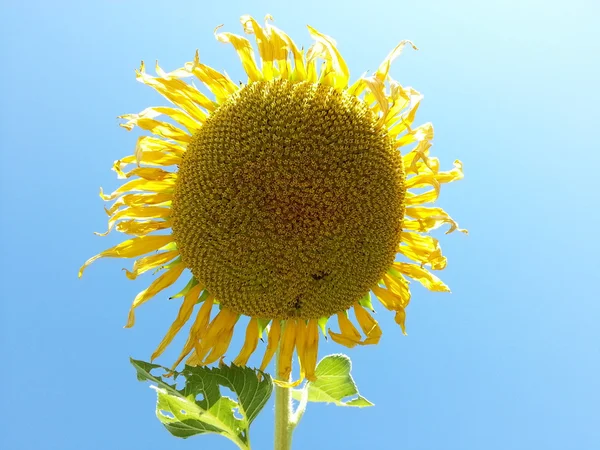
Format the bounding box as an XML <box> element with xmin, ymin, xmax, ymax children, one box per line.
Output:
<box><xmin>274</xmin><ymin>350</ymin><xmax>293</xmax><ymax>450</ymax></box>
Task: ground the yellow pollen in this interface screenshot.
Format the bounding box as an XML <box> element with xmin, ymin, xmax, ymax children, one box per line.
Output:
<box><xmin>172</xmin><ymin>79</ymin><xmax>405</xmax><ymax>319</ymax></box>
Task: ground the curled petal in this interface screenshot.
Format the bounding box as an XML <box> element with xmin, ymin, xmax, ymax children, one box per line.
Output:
<box><xmin>371</xmin><ymin>284</ymin><xmax>408</xmax><ymax>311</ymax></box>
<box><xmin>96</xmin><ymin>206</ymin><xmax>170</xmax><ymax>236</ymax></box>
<box><xmin>399</xmin><ymin>231</ymin><xmax>447</xmax><ymax>270</ymax></box>
<box><xmin>328</xmin><ymin>311</ymin><xmax>362</xmax><ymax>348</ymax></box>
<box><xmin>375</xmin><ymin>40</ymin><xmax>418</xmax><ymax>81</ymax></box>
<box><xmin>383</xmin><ymin>273</ymin><xmax>411</xmax><ymax>306</ymax></box>
<box><xmin>392</xmin><ymin>262</ymin><xmax>451</xmax><ymax>292</ymax></box>
<box><xmin>404</xmin><ymin>206</ymin><xmax>468</xmax><ymax>234</ymax></box>
<box><xmin>353</xmin><ymin>303</ymin><xmax>382</xmax><ymax>345</ymax></box>
<box><xmin>124</xmin><ymin>250</ymin><xmax>179</xmax><ymax>280</ymax></box>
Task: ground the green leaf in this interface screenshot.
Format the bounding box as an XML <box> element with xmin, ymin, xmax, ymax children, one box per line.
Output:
<box><xmin>131</xmin><ymin>359</ymin><xmax>273</xmax><ymax>448</ymax></box>
<box><xmin>292</xmin><ymin>354</ymin><xmax>373</xmax><ymax>407</ymax></box>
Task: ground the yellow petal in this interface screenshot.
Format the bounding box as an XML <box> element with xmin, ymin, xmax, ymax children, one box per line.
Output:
<box><xmin>303</xmin><ymin>320</ymin><xmax>319</xmax><ymax>381</ymax></box>
<box><xmin>383</xmin><ymin>81</ymin><xmax>412</xmax><ymax>125</ymax></box>
<box><xmin>120</xmin><ymin>152</ymin><xmax>181</xmax><ymax>168</ymax></box>
<box><xmin>328</xmin><ymin>311</ymin><xmax>361</xmax><ymax>348</ymax></box>
<box><xmin>124</xmin><ymin>250</ymin><xmax>179</xmax><ymax>280</ymax></box>
<box><xmin>96</xmin><ymin>206</ymin><xmax>171</xmax><ymax>236</ymax></box>
<box><xmin>306</xmin><ymin>25</ymin><xmax>349</xmax><ymax>89</ymax></box>
<box><xmin>126</xmin><ymin>262</ymin><xmax>186</xmax><ymax>328</ymax></box>
<box><xmin>113</xmin><ymin>154</ymin><xmax>181</xmax><ymax>178</ymax></box>
<box><xmin>404</xmin><ymin>206</ymin><xmax>467</xmax><ymax>234</ymax></box>
<box><xmin>405</xmin><ymin>189</ymin><xmax>439</xmax><ymax>206</ymax></box>
<box><xmin>294</xmin><ymin>320</ymin><xmax>308</xmax><ymax>379</ymax></box>
<box><xmin>134</xmin><ymin>135</ymin><xmax>186</xmax><ymax>157</ymax></box>
<box><xmin>262</xmin><ymin>16</ymin><xmax>292</xmax><ymax>79</ymax></box>
<box><xmin>187</xmin><ymin>50</ymin><xmax>238</xmax><ymax>103</ymax></box>
<box><xmin>201</xmin><ymin>309</ymin><xmax>239</xmax><ymax>365</ymax></box>
<box><xmin>105</xmin><ymin>192</ymin><xmax>172</xmax><ymax>216</ymax></box>
<box><xmin>119</xmin><ymin>117</ymin><xmax>191</xmax><ymax>144</ymax></box>
<box><xmin>398</xmin><ymin>245</ymin><xmax>446</xmax><ymax>271</ymax></box>
<box><xmin>405</xmin><ymin>173</ymin><xmax>441</xmax><ymax>195</ymax></box>
<box><xmin>394</xmin><ymin>308</ymin><xmax>407</xmax><ymax>335</ymax></box>
<box><xmin>436</xmin><ymin>160</ymin><xmax>464</xmax><ymax>184</ymax></box>
<box><xmin>371</xmin><ymin>284</ymin><xmax>407</xmax><ymax>311</ymax></box>
<box><xmin>171</xmin><ymin>295</ymin><xmax>214</xmax><ymax>369</ymax></box>
<box><xmin>399</xmin><ymin>121</ymin><xmax>434</xmax><ymax>146</ymax></box>
<box><xmin>233</xmin><ymin>318</ymin><xmax>260</xmax><ymax>366</ymax></box>
<box><xmin>241</xmin><ymin>15</ymin><xmax>275</xmax><ymax>79</ymax></box>
<box><xmin>215</xmin><ymin>26</ymin><xmax>263</xmax><ymax>82</ymax></box>
<box><xmin>399</xmin><ymin>231</ymin><xmax>447</xmax><ymax>270</ymax></box>
<box><xmin>151</xmin><ymin>283</ymin><xmax>203</xmax><ymax>360</ymax></box>
<box><xmin>392</xmin><ymin>262</ymin><xmax>451</xmax><ymax>292</ymax></box>
<box><xmin>375</xmin><ymin>40</ymin><xmax>418</xmax><ymax>81</ymax></box>
<box><xmin>259</xmin><ymin>319</ymin><xmax>281</xmax><ymax>372</ymax></box>
<box><xmin>383</xmin><ymin>273</ymin><xmax>411</xmax><ymax>306</ymax></box>
<box><xmin>122</xmin><ymin>167</ymin><xmax>175</xmax><ymax>181</ymax></box>
<box><xmin>362</xmin><ymin>76</ymin><xmax>389</xmax><ymax>119</ymax></box>
<box><xmin>115</xmin><ymin>219</ymin><xmax>172</xmax><ymax>236</ymax></box>
<box><xmin>388</xmin><ymin>92</ymin><xmax>423</xmax><ymax>139</ymax></box>
<box><xmin>99</xmin><ymin>178</ymin><xmax>175</xmax><ymax>201</ymax></box>
<box><xmin>79</xmin><ymin>235</ymin><xmax>173</xmax><ymax>277</ymax></box>
<box><xmin>119</xmin><ymin>106</ymin><xmax>200</xmax><ymax>134</ymax></box>
<box><xmin>347</xmin><ymin>77</ymin><xmax>366</xmax><ymax>96</ymax></box>
<box><xmin>277</xmin><ymin>319</ymin><xmax>297</xmax><ymax>380</ymax></box>
<box><xmin>267</xmin><ymin>23</ymin><xmax>306</xmax><ymax>81</ymax></box>
<box><xmin>353</xmin><ymin>303</ymin><xmax>382</xmax><ymax>345</ymax></box>
<box><xmin>136</xmin><ymin>61</ymin><xmax>212</xmax><ymax>122</ymax></box>
<box><xmin>403</xmin><ymin>160</ymin><xmax>464</xmax><ymax>206</ymax></box>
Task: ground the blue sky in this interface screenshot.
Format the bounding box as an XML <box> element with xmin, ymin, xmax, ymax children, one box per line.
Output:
<box><xmin>1</xmin><ymin>0</ymin><xmax>599</xmax><ymax>449</ymax></box>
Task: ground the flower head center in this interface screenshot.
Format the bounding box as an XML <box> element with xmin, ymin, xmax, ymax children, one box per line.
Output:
<box><xmin>172</xmin><ymin>79</ymin><xmax>405</xmax><ymax>319</ymax></box>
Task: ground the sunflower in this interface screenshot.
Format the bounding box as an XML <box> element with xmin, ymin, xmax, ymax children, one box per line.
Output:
<box><xmin>80</xmin><ymin>15</ymin><xmax>465</xmax><ymax>383</ymax></box>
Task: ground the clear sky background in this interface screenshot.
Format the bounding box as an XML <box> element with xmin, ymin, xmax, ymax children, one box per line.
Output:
<box><xmin>1</xmin><ymin>0</ymin><xmax>599</xmax><ymax>449</ymax></box>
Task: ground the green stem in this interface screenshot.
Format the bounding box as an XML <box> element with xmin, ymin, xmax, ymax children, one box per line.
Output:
<box><xmin>274</xmin><ymin>349</ymin><xmax>293</xmax><ymax>450</ymax></box>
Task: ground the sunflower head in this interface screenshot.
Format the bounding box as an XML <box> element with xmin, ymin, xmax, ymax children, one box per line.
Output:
<box><xmin>80</xmin><ymin>15</ymin><xmax>465</xmax><ymax>383</ymax></box>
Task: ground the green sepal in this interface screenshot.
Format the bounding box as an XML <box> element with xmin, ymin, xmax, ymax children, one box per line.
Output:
<box><xmin>162</xmin><ymin>256</ymin><xmax>182</xmax><ymax>271</ymax></box>
<box><xmin>386</xmin><ymin>267</ymin><xmax>404</xmax><ymax>280</ymax></box>
<box><xmin>257</xmin><ymin>318</ymin><xmax>271</xmax><ymax>339</ymax></box>
<box><xmin>358</xmin><ymin>293</ymin><xmax>375</xmax><ymax>311</ymax></box>
<box><xmin>196</xmin><ymin>289</ymin><xmax>211</xmax><ymax>304</ymax></box>
<box><xmin>161</xmin><ymin>242</ymin><xmax>178</xmax><ymax>251</ymax></box>
<box><xmin>169</xmin><ymin>277</ymin><xmax>199</xmax><ymax>300</ymax></box>
<box><xmin>317</xmin><ymin>316</ymin><xmax>328</xmax><ymax>336</ymax></box>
